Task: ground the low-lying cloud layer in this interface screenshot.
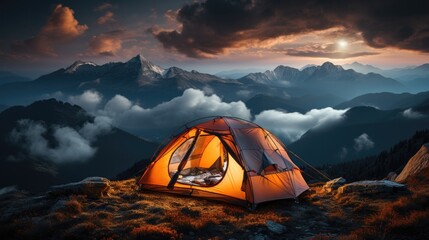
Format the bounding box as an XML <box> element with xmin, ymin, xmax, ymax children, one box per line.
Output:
<box><xmin>68</xmin><ymin>90</ymin><xmax>102</xmax><ymax>112</ymax></box>
<box><xmin>152</xmin><ymin>0</ymin><xmax>429</xmax><ymax>58</ymax></box>
<box><xmin>101</xmin><ymin>88</ymin><xmax>251</xmax><ymax>136</ymax></box>
<box><xmin>10</xmin><ymin>116</ymin><xmax>111</xmax><ymax>163</ymax></box>
<box><xmin>65</xmin><ymin>89</ymin><xmax>351</xmax><ymax>142</ymax></box>
<box><xmin>254</xmin><ymin>108</ymin><xmax>348</xmax><ymax>142</ymax></box>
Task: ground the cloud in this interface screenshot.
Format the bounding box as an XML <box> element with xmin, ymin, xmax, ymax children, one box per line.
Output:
<box><xmin>95</xmin><ymin>3</ymin><xmax>114</xmax><ymax>12</ymax></box>
<box><xmin>402</xmin><ymin>108</ymin><xmax>423</xmax><ymax>119</ymax></box>
<box><xmin>285</xmin><ymin>43</ymin><xmax>379</xmax><ymax>59</ymax></box>
<box><xmin>152</xmin><ymin>0</ymin><xmax>429</xmax><ymax>58</ymax></box>
<box><xmin>353</xmin><ymin>133</ymin><xmax>374</xmax><ymax>151</ymax></box>
<box><xmin>339</xmin><ymin>147</ymin><xmax>348</xmax><ymax>159</ymax></box>
<box><xmin>11</xmin><ymin>4</ymin><xmax>87</xmax><ymax>56</ymax></box>
<box><xmin>10</xmin><ymin>117</ymin><xmax>112</xmax><ymax>163</ymax></box>
<box><xmin>79</xmin><ymin>116</ymin><xmax>112</xmax><ymax>142</ymax></box>
<box><xmin>68</xmin><ymin>90</ymin><xmax>103</xmax><ymax>112</ymax></box>
<box><xmin>254</xmin><ymin>108</ymin><xmax>347</xmax><ymax>142</ymax></box>
<box><xmin>100</xmin><ymin>88</ymin><xmax>250</xmax><ymax>136</ymax></box>
<box><xmin>97</xmin><ymin>11</ymin><xmax>116</xmax><ymax>25</ymax></box>
<box><xmin>88</xmin><ymin>35</ymin><xmax>122</xmax><ymax>56</ymax></box>
<box><xmin>104</xmin><ymin>94</ymin><xmax>132</xmax><ymax>115</ymax></box>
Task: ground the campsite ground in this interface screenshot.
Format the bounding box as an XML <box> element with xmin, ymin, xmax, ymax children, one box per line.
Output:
<box><xmin>1</xmin><ymin>177</ymin><xmax>428</xmax><ymax>240</ymax></box>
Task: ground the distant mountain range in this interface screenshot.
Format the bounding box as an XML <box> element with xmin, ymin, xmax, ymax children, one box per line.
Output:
<box><xmin>289</xmin><ymin>104</ymin><xmax>429</xmax><ymax>166</ymax></box>
<box><xmin>0</xmin><ymin>55</ymin><xmax>243</xmax><ymax>106</ymax></box>
<box><xmin>336</xmin><ymin>91</ymin><xmax>429</xmax><ymax>110</ymax></box>
<box><xmin>342</xmin><ymin>62</ymin><xmax>429</xmax><ymax>92</ymax></box>
<box><xmin>0</xmin><ymin>71</ymin><xmax>31</xmax><ymax>86</ymax></box>
<box><xmin>1</xmin><ymin>55</ymin><xmax>422</xmax><ymax>108</ymax></box>
<box><xmin>239</xmin><ymin>62</ymin><xmax>405</xmax><ymax>98</ymax></box>
<box><xmin>0</xmin><ymin>99</ymin><xmax>158</xmax><ymax>192</ymax></box>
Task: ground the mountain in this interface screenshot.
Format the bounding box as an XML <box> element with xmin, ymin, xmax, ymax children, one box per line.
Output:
<box><xmin>240</xmin><ymin>62</ymin><xmax>405</xmax><ymax>98</ymax></box>
<box><xmin>383</xmin><ymin>63</ymin><xmax>429</xmax><ymax>81</ymax></box>
<box><xmin>0</xmin><ymin>104</ymin><xmax>7</xmax><ymax>113</ymax></box>
<box><xmin>336</xmin><ymin>91</ymin><xmax>429</xmax><ymax>110</ymax></box>
<box><xmin>246</xmin><ymin>93</ymin><xmax>345</xmax><ymax>114</ymax></box>
<box><xmin>0</xmin><ymin>71</ymin><xmax>32</xmax><ymax>85</ymax></box>
<box><xmin>288</xmin><ymin>106</ymin><xmax>429</xmax><ymax>166</ymax></box>
<box><xmin>215</xmin><ymin>68</ymin><xmax>265</xmax><ymax>79</ymax></box>
<box><xmin>0</xmin><ymin>99</ymin><xmax>158</xmax><ymax>192</ymax></box>
<box><xmin>342</xmin><ymin>62</ymin><xmax>384</xmax><ymax>75</ymax></box>
<box><xmin>0</xmin><ymin>54</ymin><xmax>243</xmax><ymax>107</ymax></box>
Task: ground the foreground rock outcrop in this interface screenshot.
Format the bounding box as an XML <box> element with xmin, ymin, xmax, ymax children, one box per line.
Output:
<box><xmin>48</xmin><ymin>177</ymin><xmax>111</xmax><ymax>198</ymax></box>
<box><xmin>396</xmin><ymin>143</ymin><xmax>429</xmax><ymax>183</ymax></box>
<box><xmin>337</xmin><ymin>180</ymin><xmax>406</xmax><ymax>195</ymax></box>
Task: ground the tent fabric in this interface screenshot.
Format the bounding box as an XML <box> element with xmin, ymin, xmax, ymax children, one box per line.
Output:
<box><xmin>138</xmin><ymin>116</ymin><xmax>309</xmax><ymax>207</ymax></box>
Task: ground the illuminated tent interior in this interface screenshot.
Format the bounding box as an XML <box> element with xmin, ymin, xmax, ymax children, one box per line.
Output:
<box><xmin>138</xmin><ymin>117</ymin><xmax>309</xmax><ymax>208</ymax></box>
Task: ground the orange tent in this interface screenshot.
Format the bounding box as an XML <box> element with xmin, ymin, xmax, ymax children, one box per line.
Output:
<box><xmin>138</xmin><ymin>117</ymin><xmax>309</xmax><ymax>208</ymax></box>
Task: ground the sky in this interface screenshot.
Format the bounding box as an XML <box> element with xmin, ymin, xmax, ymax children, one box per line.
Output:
<box><xmin>1</xmin><ymin>0</ymin><xmax>428</xmax><ymax>78</ymax></box>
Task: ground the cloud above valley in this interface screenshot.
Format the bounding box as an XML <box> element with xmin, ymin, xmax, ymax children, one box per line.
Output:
<box><xmin>254</xmin><ymin>108</ymin><xmax>348</xmax><ymax>142</ymax></box>
<box><xmin>10</xmin><ymin>116</ymin><xmax>112</xmax><ymax>163</ymax></box>
<box><xmin>152</xmin><ymin>0</ymin><xmax>429</xmax><ymax>58</ymax></box>
<box><xmin>63</xmin><ymin>89</ymin><xmax>351</xmax><ymax>143</ymax></box>
<box><xmin>402</xmin><ymin>108</ymin><xmax>423</xmax><ymax>119</ymax></box>
<box><xmin>99</xmin><ymin>88</ymin><xmax>251</xmax><ymax>136</ymax></box>
<box><xmin>68</xmin><ymin>90</ymin><xmax>103</xmax><ymax>112</ymax></box>
<box><xmin>353</xmin><ymin>133</ymin><xmax>375</xmax><ymax>151</ymax></box>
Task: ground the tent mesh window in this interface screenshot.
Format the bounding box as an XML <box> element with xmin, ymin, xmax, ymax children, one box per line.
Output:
<box><xmin>169</xmin><ymin>135</ymin><xmax>228</xmax><ymax>187</ymax></box>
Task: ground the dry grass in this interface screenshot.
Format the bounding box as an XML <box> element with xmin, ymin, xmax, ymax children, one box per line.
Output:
<box><xmin>2</xmin><ymin>178</ymin><xmax>428</xmax><ymax>239</ymax></box>
<box><xmin>131</xmin><ymin>224</ymin><xmax>178</xmax><ymax>239</ymax></box>
<box><xmin>339</xmin><ymin>190</ymin><xmax>429</xmax><ymax>240</ymax></box>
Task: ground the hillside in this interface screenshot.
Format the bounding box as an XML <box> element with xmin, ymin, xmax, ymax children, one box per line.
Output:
<box><xmin>323</xmin><ymin>130</ymin><xmax>429</xmax><ymax>182</ymax></box>
<box><xmin>289</xmin><ymin>106</ymin><xmax>429</xmax><ymax>166</ymax></box>
<box><xmin>1</xmin><ymin>172</ymin><xmax>426</xmax><ymax>239</ymax></box>
<box><xmin>0</xmin><ymin>99</ymin><xmax>158</xmax><ymax>192</ymax></box>
<box><xmin>336</xmin><ymin>91</ymin><xmax>429</xmax><ymax>110</ymax></box>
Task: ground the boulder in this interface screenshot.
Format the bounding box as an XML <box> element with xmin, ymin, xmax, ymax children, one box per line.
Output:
<box><xmin>322</xmin><ymin>177</ymin><xmax>346</xmax><ymax>193</ymax></box>
<box><xmin>48</xmin><ymin>177</ymin><xmax>111</xmax><ymax>198</ymax></box>
<box><xmin>337</xmin><ymin>180</ymin><xmax>406</xmax><ymax>195</ymax></box>
<box><xmin>396</xmin><ymin>143</ymin><xmax>429</xmax><ymax>183</ymax></box>
<box><xmin>266</xmin><ymin>220</ymin><xmax>286</xmax><ymax>234</ymax></box>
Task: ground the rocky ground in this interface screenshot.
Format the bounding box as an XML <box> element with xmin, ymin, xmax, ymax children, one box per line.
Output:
<box><xmin>1</xmin><ymin>175</ymin><xmax>426</xmax><ymax>240</ymax></box>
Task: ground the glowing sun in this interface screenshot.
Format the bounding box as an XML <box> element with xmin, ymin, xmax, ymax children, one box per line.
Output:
<box><xmin>338</xmin><ymin>39</ymin><xmax>348</xmax><ymax>48</ymax></box>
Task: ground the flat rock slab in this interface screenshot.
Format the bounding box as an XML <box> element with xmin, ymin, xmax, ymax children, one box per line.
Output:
<box><xmin>337</xmin><ymin>180</ymin><xmax>406</xmax><ymax>195</ymax></box>
<box><xmin>48</xmin><ymin>177</ymin><xmax>111</xmax><ymax>198</ymax></box>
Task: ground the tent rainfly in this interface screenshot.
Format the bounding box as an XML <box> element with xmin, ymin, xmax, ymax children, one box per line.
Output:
<box><xmin>138</xmin><ymin>116</ymin><xmax>309</xmax><ymax>208</ymax></box>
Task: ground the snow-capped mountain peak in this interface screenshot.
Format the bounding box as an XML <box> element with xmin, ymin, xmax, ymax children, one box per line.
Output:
<box><xmin>65</xmin><ymin>61</ymin><xmax>97</xmax><ymax>73</ymax></box>
<box><xmin>127</xmin><ymin>54</ymin><xmax>164</xmax><ymax>75</ymax></box>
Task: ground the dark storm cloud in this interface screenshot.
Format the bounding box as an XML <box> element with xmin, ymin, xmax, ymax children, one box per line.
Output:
<box><xmin>152</xmin><ymin>0</ymin><xmax>429</xmax><ymax>58</ymax></box>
